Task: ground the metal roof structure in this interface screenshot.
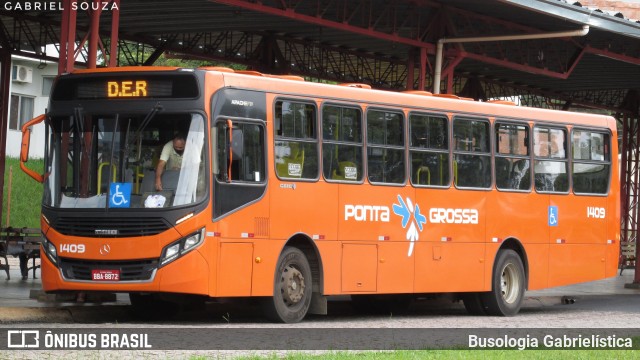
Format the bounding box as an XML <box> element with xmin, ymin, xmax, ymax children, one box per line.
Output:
<box><xmin>0</xmin><ymin>0</ymin><xmax>639</xmax><ymax>281</ymax></box>
<box><xmin>1</xmin><ymin>0</ymin><xmax>640</xmax><ymax>111</ymax></box>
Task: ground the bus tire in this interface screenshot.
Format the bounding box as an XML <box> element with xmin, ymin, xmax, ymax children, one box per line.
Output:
<box><xmin>264</xmin><ymin>247</ymin><xmax>312</xmax><ymax>323</ymax></box>
<box><xmin>481</xmin><ymin>249</ymin><xmax>525</xmax><ymax>316</ymax></box>
<box><xmin>461</xmin><ymin>293</ymin><xmax>487</xmax><ymax>315</ymax></box>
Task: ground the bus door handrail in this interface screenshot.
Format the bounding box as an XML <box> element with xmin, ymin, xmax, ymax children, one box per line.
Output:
<box><xmin>226</xmin><ymin>119</ymin><xmax>233</xmax><ymax>182</ymax></box>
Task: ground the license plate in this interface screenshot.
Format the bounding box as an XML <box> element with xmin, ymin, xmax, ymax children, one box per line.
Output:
<box><xmin>91</xmin><ymin>269</ymin><xmax>120</xmax><ymax>281</ymax></box>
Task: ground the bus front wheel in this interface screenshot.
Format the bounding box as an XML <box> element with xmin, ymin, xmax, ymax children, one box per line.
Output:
<box><xmin>264</xmin><ymin>247</ymin><xmax>312</xmax><ymax>323</ymax></box>
<box><xmin>481</xmin><ymin>249</ymin><xmax>525</xmax><ymax>316</ymax></box>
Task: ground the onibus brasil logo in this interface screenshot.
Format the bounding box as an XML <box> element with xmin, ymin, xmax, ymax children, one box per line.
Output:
<box><xmin>392</xmin><ymin>195</ymin><xmax>427</xmax><ymax>256</ymax></box>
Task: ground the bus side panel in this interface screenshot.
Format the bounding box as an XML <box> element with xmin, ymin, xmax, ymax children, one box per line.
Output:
<box><xmin>548</xmin><ymin>195</ymin><xmax>606</xmax><ymax>286</ymax></box>
<box><xmin>214</xmin><ymin>192</ymin><xmax>270</xmax><ymax>296</ymax></box>
<box><xmin>377</xmin><ymin>241</ymin><xmax>415</xmax><ymax>293</ymax></box>
<box><xmin>251</xmin><ymin>239</ymin><xmax>286</xmax><ymax>296</ymax></box>
<box><xmin>414</xmin><ymin>242</ymin><xmax>486</xmax><ymax>292</ymax></box>
<box><xmin>342</xmin><ymin>243</ymin><xmax>377</xmax><ymax>292</ymax></box>
<box><xmin>314</xmin><ymin>240</ymin><xmax>342</xmax><ymax>295</ymax></box>
<box><xmin>548</xmin><ymin>244</ymin><xmax>605</xmax><ymax>287</ymax></box>
<box><xmin>520</xmin><ymin>243</ymin><xmax>549</xmax><ymax>290</ymax></box>
<box><xmin>338</xmin><ymin>185</ymin><xmax>415</xmax><ymax>294</ymax></box>
<box><xmin>269</xmin><ymin>180</ymin><xmax>338</xmax><ymax>252</ymax></box>
<box><xmin>268</xmin><ymin>179</ymin><xmax>338</xmax><ymax>296</ymax></box>
<box><xmin>205</xmin><ymin>227</ymin><xmax>219</xmax><ymax>298</ymax></box>
<box><xmin>485</xmin><ymin>191</ymin><xmax>549</xmax><ymax>291</ymax></box>
<box><xmin>551</xmin><ymin>194</ymin><xmax>606</xmax><ymax>245</ymax></box>
<box><xmin>217</xmin><ymin>241</ymin><xmax>253</xmax><ymax>296</ymax></box>
<box><xmin>413</xmin><ymin>189</ymin><xmax>485</xmax><ymax>293</ymax></box>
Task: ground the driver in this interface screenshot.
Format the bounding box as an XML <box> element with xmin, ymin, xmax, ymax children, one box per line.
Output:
<box><xmin>155</xmin><ymin>133</ymin><xmax>185</xmax><ymax>191</ymax></box>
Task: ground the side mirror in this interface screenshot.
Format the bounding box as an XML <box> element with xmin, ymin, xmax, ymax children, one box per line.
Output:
<box><xmin>20</xmin><ymin>129</ymin><xmax>31</xmax><ymax>162</ymax></box>
<box><xmin>20</xmin><ymin>114</ymin><xmax>46</xmax><ymax>183</ymax></box>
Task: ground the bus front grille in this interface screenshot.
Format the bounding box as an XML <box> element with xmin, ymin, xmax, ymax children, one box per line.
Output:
<box><xmin>54</xmin><ymin>217</ymin><xmax>170</xmax><ymax>237</ymax></box>
<box><xmin>59</xmin><ymin>258</ymin><xmax>158</xmax><ymax>281</ymax></box>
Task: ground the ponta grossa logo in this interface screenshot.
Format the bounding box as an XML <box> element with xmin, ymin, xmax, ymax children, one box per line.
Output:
<box><xmin>392</xmin><ymin>195</ymin><xmax>426</xmax><ymax>256</ymax></box>
<box><xmin>344</xmin><ymin>195</ymin><xmax>478</xmax><ymax>257</ymax></box>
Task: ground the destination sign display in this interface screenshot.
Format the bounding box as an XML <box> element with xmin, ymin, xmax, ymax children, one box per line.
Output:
<box><xmin>107</xmin><ymin>80</ymin><xmax>148</xmax><ymax>98</ymax></box>
<box><xmin>51</xmin><ymin>74</ymin><xmax>199</xmax><ymax>101</ymax></box>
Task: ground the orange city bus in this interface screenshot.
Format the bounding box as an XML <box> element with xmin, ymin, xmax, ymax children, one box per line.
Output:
<box><xmin>20</xmin><ymin>66</ymin><xmax>619</xmax><ymax>323</ymax></box>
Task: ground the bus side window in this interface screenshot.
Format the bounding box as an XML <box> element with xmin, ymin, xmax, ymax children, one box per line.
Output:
<box><xmin>572</xmin><ymin>130</ymin><xmax>610</xmax><ymax>194</ymax></box>
<box><xmin>322</xmin><ymin>105</ymin><xmax>363</xmax><ymax>182</ymax></box>
<box><xmin>495</xmin><ymin>122</ymin><xmax>530</xmax><ymax>191</ymax></box>
<box><xmin>216</xmin><ymin>121</ymin><xmax>265</xmax><ymax>183</ymax></box>
<box><xmin>367</xmin><ymin>109</ymin><xmax>405</xmax><ymax>184</ymax></box>
<box><xmin>409</xmin><ymin>113</ymin><xmax>449</xmax><ymax>187</ymax></box>
<box><xmin>453</xmin><ymin>117</ymin><xmax>491</xmax><ymax>189</ymax></box>
<box><xmin>533</xmin><ymin>126</ymin><xmax>568</xmax><ymax>193</ymax></box>
<box><xmin>274</xmin><ymin>100</ymin><xmax>318</xmax><ymax>180</ymax></box>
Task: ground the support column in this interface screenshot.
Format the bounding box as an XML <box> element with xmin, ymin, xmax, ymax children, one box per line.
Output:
<box><xmin>109</xmin><ymin>0</ymin><xmax>120</xmax><ymax>67</ymax></box>
<box><xmin>619</xmin><ymin>89</ymin><xmax>640</xmax><ymax>287</ymax></box>
<box><xmin>442</xmin><ymin>56</ymin><xmax>463</xmax><ymax>95</ymax></box>
<box><xmin>0</xmin><ymin>51</ymin><xmax>11</xmax><ymax>225</ymax></box>
<box><xmin>406</xmin><ymin>49</ymin><xmax>415</xmax><ymax>91</ymax></box>
<box><xmin>58</xmin><ymin>0</ymin><xmax>77</xmax><ymax>74</ymax></box>
<box><xmin>620</xmin><ymin>115</ymin><xmax>638</xmax><ymax>286</ymax></box>
<box><xmin>418</xmin><ymin>47</ymin><xmax>427</xmax><ymax>91</ymax></box>
<box><xmin>87</xmin><ymin>0</ymin><xmax>102</xmax><ymax>69</ymax></box>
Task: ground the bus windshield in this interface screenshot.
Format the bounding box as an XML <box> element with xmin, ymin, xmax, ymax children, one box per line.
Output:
<box><xmin>44</xmin><ymin>111</ymin><xmax>207</xmax><ymax>209</ymax></box>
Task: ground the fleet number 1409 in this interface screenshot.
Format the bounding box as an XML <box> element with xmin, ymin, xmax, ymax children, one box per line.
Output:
<box><xmin>60</xmin><ymin>244</ymin><xmax>86</xmax><ymax>253</ymax></box>
<box><xmin>587</xmin><ymin>207</ymin><xmax>605</xmax><ymax>219</ymax></box>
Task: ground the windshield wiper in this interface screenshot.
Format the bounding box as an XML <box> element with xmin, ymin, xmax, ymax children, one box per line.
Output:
<box><xmin>135</xmin><ymin>102</ymin><xmax>163</xmax><ymax>138</ymax></box>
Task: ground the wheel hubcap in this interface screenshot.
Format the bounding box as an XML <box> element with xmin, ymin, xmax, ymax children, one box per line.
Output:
<box><xmin>500</xmin><ymin>263</ymin><xmax>520</xmax><ymax>304</ymax></box>
<box><xmin>281</xmin><ymin>265</ymin><xmax>305</xmax><ymax>305</ymax></box>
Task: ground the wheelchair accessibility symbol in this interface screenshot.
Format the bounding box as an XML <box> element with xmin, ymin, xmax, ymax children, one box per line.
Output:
<box><xmin>548</xmin><ymin>206</ymin><xmax>558</xmax><ymax>226</ymax></box>
<box><xmin>109</xmin><ymin>183</ymin><xmax>131</xmax><ymax>208</ymax></box>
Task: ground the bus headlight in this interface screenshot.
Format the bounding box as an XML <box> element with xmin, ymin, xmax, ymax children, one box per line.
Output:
<box><xmin>43</xmin><ymin>239</ymin><xmax>58</xmax><ymax>266</ymax></box>
<box><xmin>183</xmin><ymin>232</ymin><xmax>201</xmax><ymax>251</ymax></box>
<box><xmin>159</xmin><ymin>228</ymin><xmax>205</xmax><ymax>267</ymax></box>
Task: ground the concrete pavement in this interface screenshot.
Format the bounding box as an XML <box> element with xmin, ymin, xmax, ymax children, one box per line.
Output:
<box><xmin>0</xmin><ymin>257</ymin><xmax>638</xmax><ymax>322</ymax></box>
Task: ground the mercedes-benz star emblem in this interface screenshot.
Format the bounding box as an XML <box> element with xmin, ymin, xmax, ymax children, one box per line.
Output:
<box><xmin>99</xmin><ymin>244</ymin><xmax>111</xmax><ymax>255</ymax></box>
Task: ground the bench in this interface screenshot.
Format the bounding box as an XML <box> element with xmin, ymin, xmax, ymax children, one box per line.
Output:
<box><xmin>620</xmin><ymin>241</ymin><xmax>636</xmax><ymax>275</ymax></box>
<box><xmin>0</xmin><ymin>227</ymin><xmax>42</xmax><ymax>280</ymax></box>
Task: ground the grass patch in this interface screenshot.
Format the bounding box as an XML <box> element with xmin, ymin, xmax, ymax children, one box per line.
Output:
<box><xmin>218</xmin><ymin>350</ymin><xmax>639</xmax><ymax>360</ymax></box>
<box><xmin>2</xmin><ymin>157</ymin><xmax>44</xmax><ymax>228</ymax></box>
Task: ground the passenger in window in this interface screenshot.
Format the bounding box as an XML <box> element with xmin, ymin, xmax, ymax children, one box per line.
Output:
<box><xmin>155</xmin><ymin>133</ymin><xmax>186</xmax><ymax>191</ymax></box>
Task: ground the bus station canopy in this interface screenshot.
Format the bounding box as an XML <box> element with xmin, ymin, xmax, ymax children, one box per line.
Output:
<box><xmin>1</xmin><ymin>0</ymin><xmax>639</xmax><ymax>113</ymax></box>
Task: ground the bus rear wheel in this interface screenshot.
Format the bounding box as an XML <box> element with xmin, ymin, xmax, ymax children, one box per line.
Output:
<box><xmin>264</xmin><ymin>247</ymin><xmax>312</xmax><ymax>323</ymax></box>
<box><xmin>481</xmin><ymin>249</ymin><xmax>525</xmax><ymax>316</ymax></box>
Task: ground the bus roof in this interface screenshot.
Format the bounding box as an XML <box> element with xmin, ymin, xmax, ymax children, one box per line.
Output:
<box><xmin>203</xmin><ymin>67</ymin><xmax>614</xmax><ymax>129</ymax></box>
<box><xmin>65</xmin><ymin>66</ymin><xmax>615</xmax><ymax>129</ymax></box>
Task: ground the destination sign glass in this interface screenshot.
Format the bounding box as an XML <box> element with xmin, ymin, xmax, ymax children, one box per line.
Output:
<box><xmin>51</xmin><ymin>74</ymin><xmax>199</xmax><ymax>101</ymax></box>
